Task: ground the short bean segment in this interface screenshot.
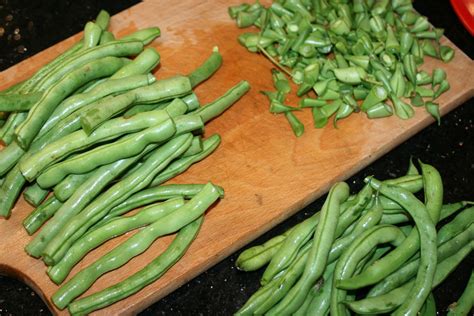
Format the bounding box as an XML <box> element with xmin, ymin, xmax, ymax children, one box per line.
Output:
<box><xmin>42</xmin><ymin>134</ymin><xmax>193</xmax><ymax>265</ymax></box>
<box><xmin>52</xmin><ymin>182</ymin><xmax>221</xmax><ymax>309</ymax></box>
<box><xmin>67</xmin><ymin>216</ymin><xmax>204</xmax><ymax>315</ymax></box>
<box><xmin>47</xmin><ymin>197</ymin><xmax>185</xmax><ymax>284</ymax></box>
<box><xmin>188</xmin><ymin>46</ymin><xmax>223</xmax><ymax>88</ymax></box>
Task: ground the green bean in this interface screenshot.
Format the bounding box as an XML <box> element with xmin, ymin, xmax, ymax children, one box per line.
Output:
<box><xmin>339</xmin><ymin>167</ymin><xmax>439</xmax><ymax>290</ymax></box>
<box><xmin>437</xmin><ymin>206</ymin><xmax>474</xmax><ymax>244</ymax></box>
<box><xmin>181</xmin><ymin>135</ymin><xmax>203</xmax><ymax>157</ymax></box>
<box><xmin>0</xmin><ymin>112</ymin><xmax>28</xmax><ymax>145</ymax></box>
<box><xmin>36</xmin><ymin>40</ymin><xmax>143</xmax><ymax>94</ymax></box>
<box><xmin>68</xmin><ymin>216</ymin><xmax>204</xmax><ymax>315</ymax></box>
<box><xmin>36</xmin><ymin>119</ymin><xmax>178</xmax><ymax>188</ymax></box>
<box><xmin>16</xmin><ymin>56</ymin><xmax>126</xmax><ymax>149</ymax></box>
<box><xmin>53</xmin><ymin>172</ymin><xmax>94</xmax><ymax>202</ymax></box>
<box><xmin>366</xmin><ymin>102</ymin><xmax>393</xmax><ymax>118</ymax></box>
<box><xmin>94</xmin><ymin>10</ymin><xmax>110</xmax><ymax>30</ymax></box>
<box><xmin>236</xmin><ymin>235</ymin><xmax>288</xmax><ymax>272</ymax></box>
<box><xmin>110</xmin><ymin>47</ymin><xmax>160</xmax><ymax>79</ymax></box>
<box><xmin>368</xmin><ymin>223</ymin><xmax>474</xmax><ymax>297</ymax></box>
<box><xmin>440</xmin><ymin>45</ymin><xmax>455</xmax><ymax>62</ymax></box>
<box><xmin>262</xmin><ymin>213</ymin><xmax>320</xmax><ymax>285</ymax></box>
<box><xmin>23</xmin><ymin>183</ymin><xmax>49</xmax><ymax>207</ymax></box>
<box><xmin>447</xmin><ymin>270</ymin><xmax>474</xmax><ymax>316</ymax></box>
<box><xmin>365</xmin><ymin>177</ymin><xmax>438</xmax><ymax>316</ymax></box>
<box><xmin>0</xmin><ymin>92</ymin><xmax>42</xmax><ymax>111</ymax></box>
<box><xmin>83</xmin><ymin>22</ymin><xmax>102</xmax><ymax>48</ymax></box>
<box><xmin>188</xmin><ymin>47</ymin><xmax>223</xmax><ymax>88</ymax></box>
<box><xmin>268</xmin><ymin>182</ymin><xmax>350</xmax><ymax>315</ymax></box>
<box><xmin>285</xmin><ymin>111</ymin><xmax>305</xmax><ymax>137</ymax></box>
<box><xmin>48</xmin><ymin>197</ymin><xmax>185</xmax><ymax>284</ymax></box>
<box><xmin>419</xmin><ymin>293</ymin><xmax>436</xmax><ymax>316</ymax></box>
<box><xmin>81</xmin><ymin>76</ymin><xmax>192</xmax><ymax>134</ymax></box>
<box><xmin>148</xmin><ymin>133</ymin><xmax>220</xmax><ymax>187</ymax></box>
<box><xmin>433</xmin><ymin>79</ymin><xmax>450</xmax><ymax>100</ymax></box>
<box><xmin>25</xmin><ymin>145</ymin><xmax>158</xmax><ymax>258</ymax></box>
<box><xmin>440</xmin><ymin>201</ymin><xmax>474</xmax><ymax>221</ymax></box>
<box><xmin>21</xmin><ymin>110</ymin><xmax>172</xmax><ymax>181</ymax></box>
<box><xmin>360</xmin><ymin>86</ymin><xmax>388</xmax><ymax>111</ymax></box>
<box><xmin>39</xmin><ymin>73</ymin><xmax>155</xmax><ymax>137</ymax></box>
<box><xmin>331</xmin><ymin>225</ymin><xmax>406</xmax><ymax>316</ymax></box>
<box><xmin>380</xmin><ymin>212</ymin><xmax>411</xmax><ymax>225</ymax></box>
<box><xmin>100</xmin><ymin>183</ymin><xmax>224</xmax><ymax>223</ymax></box>
<box><xmin>23</xmin><ymin>195</ymin><xmax>63</xmax><ymax>235</ymax></box>
<box><xmin>390</xmin><ymin>93</ymin><xmax>415</xmax><ymax>119</ymax></box>
<box><xmin>194</xmin><ymin>80</ymin><xmax>250</xmax><ymax>123</ymax></box>
<box><xmin>120</xmin><ymin>27</ymin><xmax>161</xmax><ymax>45</ymax></box>
<box><xmin>426</xmin><ymin>101</ymin><xmax>440</xmax><ymax>125</ymax></box>
<box><xmin>304</xmin><ymin>262</ymin><xmax>336</xmax><ymax>316</ymax></box>
<box><xmin>42</xmin><ymin>134</ymin><xmax>193</xmax><ymax>265</ymax></box>
<box><xmin>52</xmin><ymin>182</ymin><xmax>219</xmax><ymax>309</ymax></box>
<box><xmin>99</xmin><ymin>31</ymin><xmax>115</xmax><ymax>44</ymax></box>
<box><xmin>0</xmin><ymin>142</ymin><xmax>25</xmax><ymax>176</ymax></box>
<box><xmin>346</xmin><ymin>240</ymin><xmax>473</xmax><ymax>314</ymax></box>
<box><xmin>390</xmin><ymin>63</ymin><xmax>406</xmax><ymax>97</ymax></box>
<box><xmin>0</xmin><ymin>166</ymin><xmax>26</xmax><ymax>218</ymax></box>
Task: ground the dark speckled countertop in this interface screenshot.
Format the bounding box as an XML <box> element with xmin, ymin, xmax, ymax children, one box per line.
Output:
<box><xmin>0</xmin><ymin>1</ymin><xmax>472</xmax><ymax>315</ymax></box>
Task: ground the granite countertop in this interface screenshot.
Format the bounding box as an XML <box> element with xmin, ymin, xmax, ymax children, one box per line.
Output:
<box><xmin>0</xmin><ymin>1</ymin><xmax>472</xmax><ymax>315</ymax></box>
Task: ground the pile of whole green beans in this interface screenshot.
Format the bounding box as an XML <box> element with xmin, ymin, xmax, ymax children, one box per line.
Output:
<box><xmin>235</xmin><ymin>160</ymin><xmax>473</xmax><ymax>315</ymax></box>
<box><xmin>0</xmin><ymin>10</ymin><xmax>251</xmax><ymax>314</ymax></box>
<box><xmin>229</xmin><ymin>0</ymin><xmax>454</xmax><ymax>136</ymax></box>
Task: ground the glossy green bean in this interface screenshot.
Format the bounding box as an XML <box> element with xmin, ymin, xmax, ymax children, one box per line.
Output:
<box><xmin>331</xmin><ymin>225</ymin><xmax>406</xmax><ymax>316</ymax></box>
<box><xmin>366</xmin><ymin>177</ymin><xmax>438</xmax><ymax>316</ymax></box>
<box><xmin>110</xmin><ymin>47</ymin><xmax>160</xmax><ymax>79</ymax></box>
<box><xmin>16</xmin><ymin>56</ymin><xmax>126</xmax><ymax>149</ymax></box>
<box><xmin>23</xmin><ymin>195</ymin><xmax>63</xmax><ymax>235</ymax></box>
<box><xmin>0</xmin><ymin>166</ymin><xmax>26</xmax><ymax>218</ymax></box>
<box><xmin>48</xmin><ymin>197</ymin><xmax>185</xmax><ymax>284</ymax></box>
<box><xmin>36</xmin><ymin>119</ymin><xmax>177</xmax><ymax>188</ymax></box>
<box><xmin>53</xmin><ymin>172</ymin><xmax>94</xmax><ymax>202</ymax></box>
<box><xmin>39</xmin><ymin>73</ymin><xmax>155</xmax><ymax>137</ymax></box>
<box><xmin>25</xmin><ymin>145</ymin><xmax>158</xmax><ymax>258</ymax></box>
<box><xmin>440</xmin><ymin>201</ymin><xmax>474</xmax><ymax>221</ymax></box>
<box><xmin>83</xmin><ymin>22</ymin><xmax>102</xmax><ymax>48</ymax></box>
<box><xmin>23</xmin><ymin>182</ymin><xmax>49</xmax><ymax>207</ymax></box>
<box><xmin>194</xmin><ymin>80</ymin><xmax>250</xmax><ymax>123</ymax></box>
<box><xmin>0</xmin><ymin>112</ymin><xmax>28</xmax><ymax>145</ymax></box>
<box><xmin>0</xmin><ymin>92</ymin><xmax>42</xmax><ymax>111</ymax></box>
<box><xmin>68</xmin><ymin>216</ymin><xmax>203</xmax><ymax>315</ymax></box>
<box><xmin>52</xmin><ymin>182</ymin><xmax>219</xmax><ymax>309</ymax></box>
<box><xmin>437</xmin><ymin>206</ymin><xmax>474</xmax><ymax>244</ymax></box>
<box><xmin>94</xmin><ymin>10</ymin><xmax>110</xmax><ymax>30</ymax></box>
<box><xmin>188</xmin><ymin>47</ymin><xmax>223</xmax><ymax>88</ymax></box>
<box><xmin>120</xmin><ymin>27</ymin><xmax>161</xmax><ymax>45</ymax></box>
<box><xmin>42</xmin><ymin>134</ymin><xmax>193</xmax><ymax>265</ymax></box>
<box><xmin>148</xmin><ymin>134</ymin><xmax>220</xmax><ymax>187</ymax></box>
<box><xmin>0</xmin><ymin>142</ymin><xmax>25</xmax><ymax>176</ymax></box>
<box><xmin>268</xmin><ymin>182</ymin><xmax>350</xmax><ymax>315</ymax></box>
<box><xmin>447</xmin><ymin>270</ymin><xmax>474</xmax><ymax>316</ymax></box>
<box><xmin>368</xmin><ymin>224</ymin><xmax>473</xmax><ymax>297</ymax></box>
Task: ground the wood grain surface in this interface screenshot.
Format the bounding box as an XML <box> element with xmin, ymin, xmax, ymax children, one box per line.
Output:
<box><xmin>0</xmin><ymin>0</ymin><xmax>473</xmax><ymax>315</ymax></box>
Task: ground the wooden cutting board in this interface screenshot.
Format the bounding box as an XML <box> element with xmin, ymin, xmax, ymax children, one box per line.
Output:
<box><xmin>1</xmin><ymin>0</ymin><xmax>473</xmax><ymax>315</ymax></box>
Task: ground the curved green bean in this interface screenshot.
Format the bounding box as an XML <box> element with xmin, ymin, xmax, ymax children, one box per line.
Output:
<box><xmin>188</xmin><ymin>46</ymin><xmax>223</xmax><ymax>88</ymax></box>
<box><xmin>48</xmin><ymin>197</ymin><xmax>185</xmax><ymax>284</ymax></box>
<box><xmin>0</xmin><ymin>142</ymin><xmax>25</xmax><ymax>176</ymax></box>
<box><xmin>36</xmin><ymin>119</ymin><xmax>177</xmax><ymax>188</ymax></box>
<box><xmin>110</xmin><ymin>47</ymin><xmax>160</xmax><ymax>79</ymax></box>
<box><xmin>120</xmin><ymin>27</ymin><xmax>161</xmax><ymax>45</ymax></box>
<box><xmin>53</xmin><ymin>172</ymin><xmax>94</xmax><ymax>202</ymax></box>
<box><xmin>67</xmin><ymin>216</ymin><xmax>203</xmax><ymax>315</ymax></box>
<box><xmin>42</xmin><ymin>134</ymin><xmax>193</xmax><ymax>265</ymax></box>
<box><xmin>25</xmin><ymin>144</ymin><xmax>158</xmax><ymax>258</ymax></box>
<box><xmin>52</xmin><ymin>182</ymin><xmax>220</xmax><ymax>309</ymax></box>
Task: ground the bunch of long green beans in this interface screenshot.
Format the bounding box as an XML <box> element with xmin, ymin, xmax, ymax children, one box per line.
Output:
<box><xmin>0</xmin><ymin>10</ymin><xmax>250</xmax><ymax>314</ymax></box>
<box><xmin>235</xmin><ymin>160</ymin><xmax>473</xmax><ymax>315</ymax></box>
<box><xmin>229</xmin><ymin>0</ymin><xmax>454</xmax><ymax>136</ymax></box>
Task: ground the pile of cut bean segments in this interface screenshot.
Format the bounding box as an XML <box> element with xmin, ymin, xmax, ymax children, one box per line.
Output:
<box><xmin>229</xmin><ymin>0</ymin><xmax>454</xmax><ymax>136</ymax></box>
<box><xmin>0</xmin><ymin>10</ymin><xmax>250</xmax><ymax>315</ymax></box>
<box><xmin>235</xmin><ymin>160</ymin><xmax>473</xmax><ymax>315</ymax></box>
